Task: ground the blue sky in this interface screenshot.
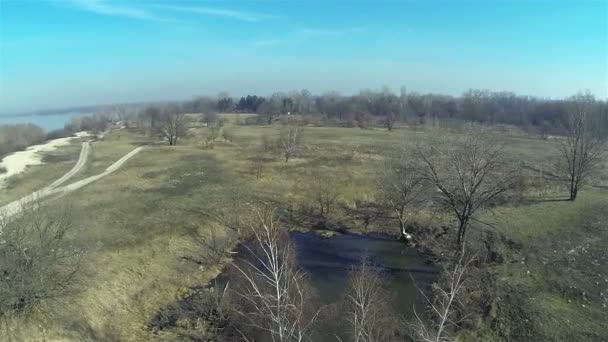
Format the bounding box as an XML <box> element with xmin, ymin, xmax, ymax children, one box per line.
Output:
<box><xmin>0</xmin><ymin>0</ymin><xmax>606</xmax><ymax>114</ymax></box>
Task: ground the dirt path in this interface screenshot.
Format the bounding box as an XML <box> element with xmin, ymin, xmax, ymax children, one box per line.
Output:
<box><xmin>0</xmin><ymin>145</ymin><xmax>143</xmax><ymax>221</ymax></box>
<box><xmin>50</xmin><ymin>146</ymin><xmax>144</xmax><ymax>197</ymax></box>
<box><xmin>48</xmin><ymin>141</ymin><xmax>90</xmax><ymax>189</ymax></box>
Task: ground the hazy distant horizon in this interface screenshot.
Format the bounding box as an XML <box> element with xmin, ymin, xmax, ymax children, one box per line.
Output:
<box><xmin>1</xmin><ymin>86</ymin><xmax>606</xmax><ymax>118</ymax></box>
<box><xmin>1</xmin><ymin>0</ymin><xmax>606</xmax><ymax>113</ymax></box>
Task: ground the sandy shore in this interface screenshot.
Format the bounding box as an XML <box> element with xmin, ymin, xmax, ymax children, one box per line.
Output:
<box><xmin>0</xmin><ymin>132</ymin><xmax>88</xmax><ymax>187</ymax></box>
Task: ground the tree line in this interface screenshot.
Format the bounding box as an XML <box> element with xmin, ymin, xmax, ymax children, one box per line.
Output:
<box><xmin>183</xmin><ymin>89</ymin><xmax>607</xmax><ymax>136</ymax></box>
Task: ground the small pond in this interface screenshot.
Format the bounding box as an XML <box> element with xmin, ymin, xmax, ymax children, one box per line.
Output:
<box><xmin>151</xmin><ymin>231</ymin><xmax>437</xmax><ymax>341</ymax></box>
<box><xmin>291</xmin><ymin>231</ymin><xmax>437</xmax><ymax>317</ymax></box>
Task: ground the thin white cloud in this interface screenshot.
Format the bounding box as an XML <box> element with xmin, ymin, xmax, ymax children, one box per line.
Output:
<box><xmin>251</xmin><ymin>39</ymin><xmax>283</xmax><ymax>47</ymax></box>
<box><xmin>251</xmin><ymin>27</ymin><xmax>366</xmax><ymax>48</ymax></box>
<box><xmin>63</xmin><ymin>0</ymin><xmax>164</xmax><ymax>21</ymax></box>
<box><xmin>156</xmin><ymin>5</ymin><xmax>266</xmax><ymax>22</ymax></box>
<box><xmin>296</xmin><ymin>27</ymin><xmax>366</xmax><ymax>38</ymax></box>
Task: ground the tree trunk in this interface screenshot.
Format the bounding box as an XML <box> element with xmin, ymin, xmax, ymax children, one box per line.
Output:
<box><xmin>457</xmin><ymin>217</ymin><xmax>469</xmax><ymax>248</ymax></box>
<box><xmin>570</xmin><ymin>180</ymin><xmax>578</xmax><ymax>201</ymax></box>
<box><xmin>399</xmin><ymin>219</ymin><xmax>406</xmax><ymax>238</ymax></box>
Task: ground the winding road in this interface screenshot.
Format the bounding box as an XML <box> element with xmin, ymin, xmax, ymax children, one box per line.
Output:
<box><xmin>0</xmin><ymin>141</ymin><xmax>143</xmax><ymax>221</ymax></box>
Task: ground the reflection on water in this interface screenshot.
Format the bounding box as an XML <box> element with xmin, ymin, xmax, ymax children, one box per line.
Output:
<box><xmin>291</xmin><ymin>231</ymin><xmax>437</xmax><ymax>318</ymax></box>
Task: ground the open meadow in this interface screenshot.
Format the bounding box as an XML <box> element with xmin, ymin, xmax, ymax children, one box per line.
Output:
<box><xmin>0</xmin><ymin>114</ymin><xmax>606</xmax><ymax>341</ymax></box>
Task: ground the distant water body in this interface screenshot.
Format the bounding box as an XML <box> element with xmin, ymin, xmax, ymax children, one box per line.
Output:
<box><xmin>0</xmin><ymin>112</ymin><xmax>92</xmax><ymax>131</ymax></box>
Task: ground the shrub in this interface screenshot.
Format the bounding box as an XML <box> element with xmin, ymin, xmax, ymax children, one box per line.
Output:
<box><xmin>0</xmin><ymin>204</ymin><xmax>85</xmax><ymax>318</ymax></box>
<box><xmin>222</xmin><ymin>127</ymin><xmax>235</xmax><ymax>142</ymax></box>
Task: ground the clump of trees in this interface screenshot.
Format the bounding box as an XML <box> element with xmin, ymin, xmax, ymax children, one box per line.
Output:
<box><xmin>311</xmin><ymin>170</ymin><xmax>341</xmax><ymax>216</ymax></box>
<box><xmin>375</xmin><ymin>126</ymin><xmax>518</xmax><ymax>249</ymax></box>
<box><xmin>236</xmin><ymin>95</ymin><xmax>265</xmax><ymax>113</ymax></box>
<box><xmin>65</xmin><ymin>113</ymin><xmax>110</xmax><ymax>133</ymax></box>
<box><xmin>217</xmin><ymin>94</ymin><xmax>234</xmax><ymax>113</ymax></box>
<box><xmin>0</xmin><ymin>124</ymin><xmax>46</xmax><ymax>159</ymax></box>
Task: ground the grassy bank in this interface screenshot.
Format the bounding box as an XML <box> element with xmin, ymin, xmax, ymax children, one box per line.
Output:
<box><xmin>472</xmin><ymin>191</ymin><xmax>608</xmax><ymax>341</ymax></box>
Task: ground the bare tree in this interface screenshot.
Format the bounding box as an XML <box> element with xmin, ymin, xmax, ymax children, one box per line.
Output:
<box><xmin>258</xmin><ymin>93</ymin><xmax>283</xmax><ymax>125</ymax></box>
<box><xmin>157</xmin><ymin>105</ymin><xmax>186</xmax><ymax>145</ymax></box>
<box><xmin>201</xmin><ymin>111</ymin><xmax>220</xmax><ymax>128</ymax></box>
<box><xmin>232</xmin><ymin>206</ymin><xmax>318</xmax><ymax>342</ymax></box>
<box><xmin>417</xmin><ymin>127</ymin><xmax>517</xmax><ymax>248</ymax></box>
<box><xmin>202</xmin><ymin>126</ymin><xmax>220</xmax><ymax>148</ymax></box>
<box><xmin>0</xmin><ymin>203</ymin><xmax>84</xmax><ymax>322</ymax></box>
<box><xmin>250</xmin><ymin>154</ymin><xmax>270</xmax><ymax>180</ymax></box>
<box><xmin>410</xmin><ymin>252</ymin><xmax>473</xmax><ymax>342</ymax></box>
<box><xmin>376</xmin><ymin>152</ymin><xmax>425</xmax><ymax>240</ymax></box>
<box><xmin>141</xmin><ymin>106</ymin><xmax>161</xmax><ymax>131</ymax></box>
<box><xmin>279</xmin><ymin>120</ymin><xmax>303</xmax><ymax>162</ymax></box>
<box><xmin>386</xmin><ymin>112</ymin><xmax>397</xmax><ymax>131</ymax></box>
<box><xmin>559</xmin><ymin>91</ymin><xmax>606</xmax><ymax>201</ymax></box>
<box><xmin>341</xmin><ymin>256</ymin><xmax>395</xmax><ymax>342</ymax></box>
<box><xmin>311</xmin><ymin>170</ymin><xmax>341</xmax><ymax>216</ymax></box>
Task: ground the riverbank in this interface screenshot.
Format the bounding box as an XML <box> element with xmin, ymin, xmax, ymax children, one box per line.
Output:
<box><xmin>0</xmin><ymin>132</ymin><xmax>88</xmax><ymax>187</ymax></box>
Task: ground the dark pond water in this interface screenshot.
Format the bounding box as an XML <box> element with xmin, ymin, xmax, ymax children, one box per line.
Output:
<box><xmin>150</xmin><ymin>231</ymin><xmax>437</xmax><ymax>341</ymax></box>
<box><xmin>291</xmin><ymin>232</ymin><xmax>437</xmax><ymax>317</ymax></box>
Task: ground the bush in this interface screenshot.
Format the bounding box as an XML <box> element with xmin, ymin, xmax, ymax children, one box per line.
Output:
<box><xmin>0</xmin><ymin>204</ymin><xmax>85</xmax><ymax>318</ymax></box>
<box><xmin>222</xmin><ymin>127</ymin><xmax>235</xmax><ymax>142</ymax></box>
<box><xmin>354</xmin><ymin>112</ymin><xmax>370</xmax><ymax>129</ymax></box>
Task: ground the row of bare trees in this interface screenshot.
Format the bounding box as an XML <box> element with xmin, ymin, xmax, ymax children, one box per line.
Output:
<box><xmin>378</xmin><ymin>97</ymin><xmax>606</xmax><ymax>248</ymax></box>
<box><xmin>199</xmin><ymin>89</ymin><xmax>607</xmax><ymax>136</ymax></box>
